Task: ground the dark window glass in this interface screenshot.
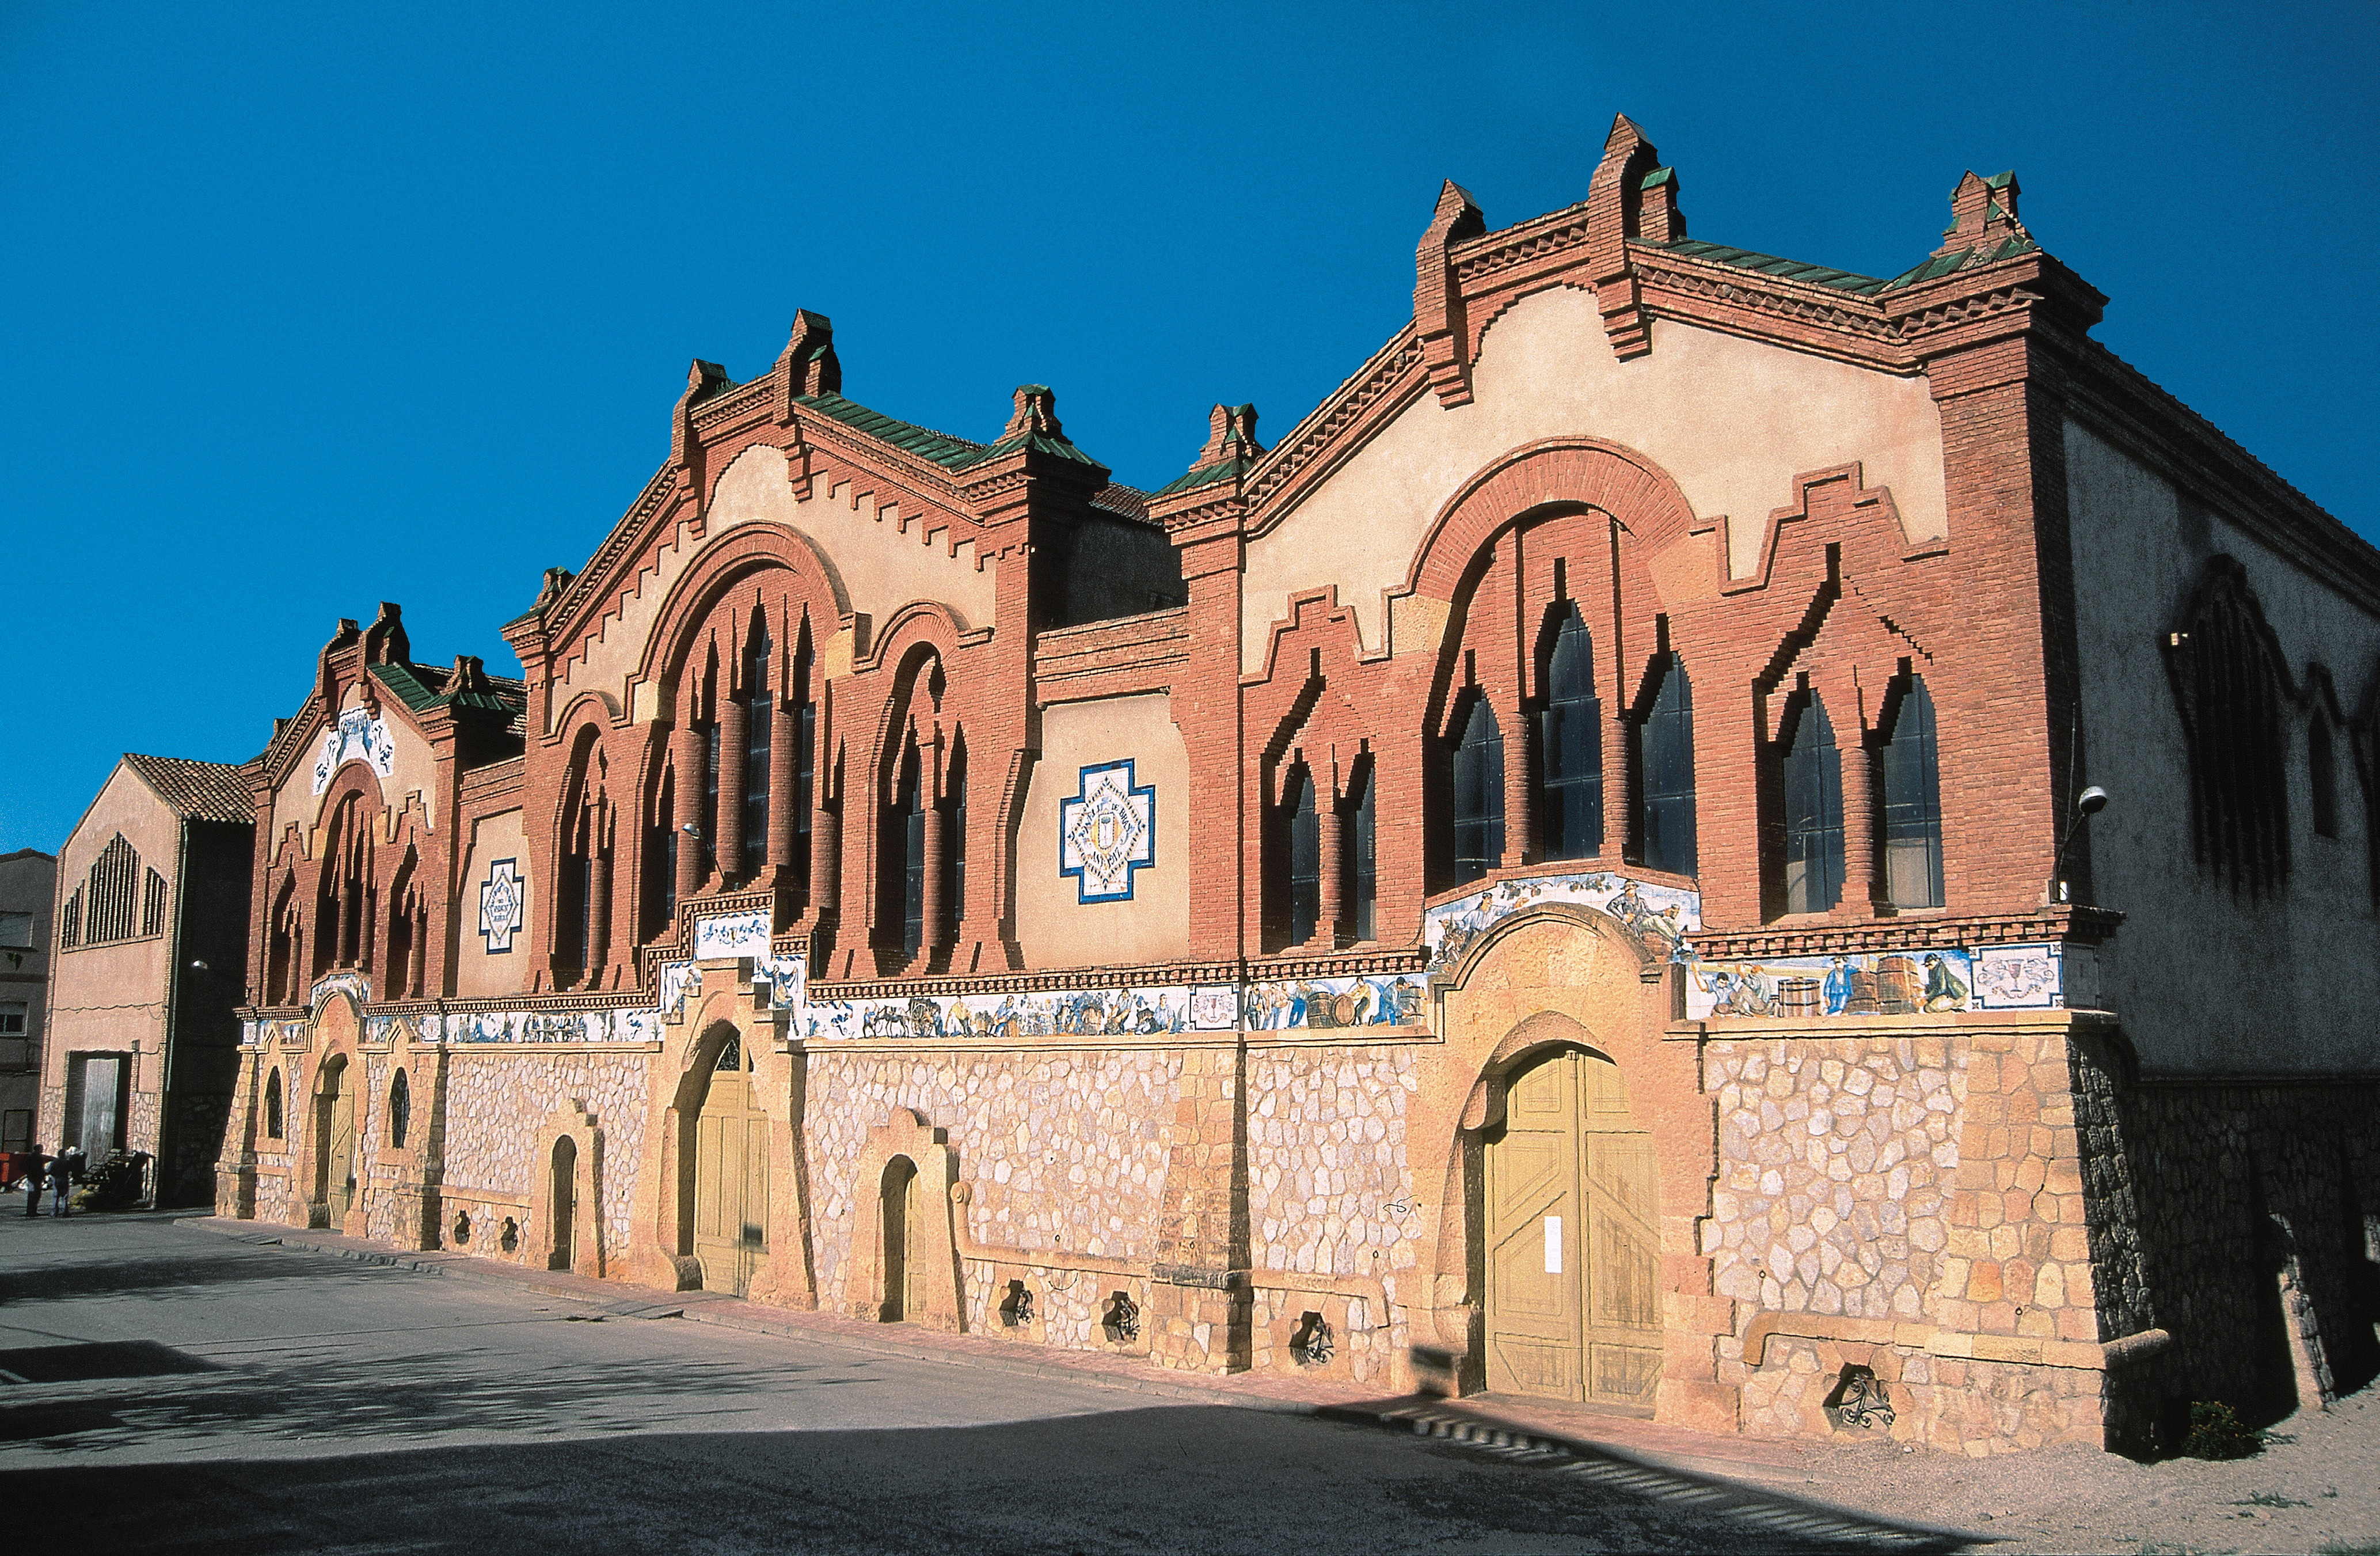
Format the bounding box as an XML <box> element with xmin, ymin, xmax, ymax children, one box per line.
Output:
<box><xmin>652</xmin><ymin>768</ymin><xmax>678</xmax><ymax>933</ymax></box>
<box><xmin>703</xmin><ymin>723</ymin><xmax>721</xmax><ymax>876</ymax></box>
<box><xmin>2311</xmin><ymin>716</ymin><xmax>2339</xmax><ymax>838</ymax></box>
<box><xmin>389</xmin><ymin>1069</ymin><xmax>410</xmax><ymax>1151</ymax></box>
<box><xmin>560</xmin><ymin>848</ymin><xmax>591</xmax><ymax>968</ymax></box>
<box><xmin>950</xmin><ymin>760</ymin><xmax>967</xmax><ymax>921</ymax></box>
<box><xmin>1641</xmin><ymin>654</ymin><xmax>1697</xmax><ymax>876</ymax></box>
<box><xmin>1352</xmin><ymin>764</ymin><xmax>1377</xmax><ymax>942</ymax></box>
<box><xmin>901</xmin><ymin>754</ymin><xmax>925</xmax><ymax>958</ymax></box>
<box><xmin>743</xmin><ymin>629</ymin><xmax>773</xmax><ymax>877</ymax></box>
<box><xmin>1453</xmin><ymin>698</ymin><xmax>1505</xmax><ymax>885</ymax></box>
<box><xmin>265</xmin><ymin>1068</ymin><xmax>284</xmax><ymax>1140</ymax></box>
<box><xmin>1782</xmin><ymin>696</ymin><xmax>1845</xmax><ymax>914</ymax></box>
<box><xmin>1541</xmin><ymin>606</ymin><xmax>1603</xmax><ymax>859</ymax></box>
<box><xmin>796</xmin><ymin>698</ymin><xmax>816</xmax><ymax>852</ymax></box>
<box><xmin>1881</xmin><ymin>675</ymin><xmax>1945</xmax><ymax>909</ymax></box>
<box><xmin>1286</xmin><ymin>767</ymin><xmax>1320</xmax><ymax>946</ymax></box>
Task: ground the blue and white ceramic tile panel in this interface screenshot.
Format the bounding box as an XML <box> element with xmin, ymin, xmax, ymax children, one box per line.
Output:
<box><xmin>478</xmin><ymin>859</ymin><xmax>524</xmax><ymax>953</ymax></box>
<box><xmin>309</xmin><ymin>970</ymin><xmax>371</xmax><ymax>1009</ymax></box>
<box><xmin>1423</xmin><ymin>871</ymin><xmax>1703</xmax><ymax>978</ymax></box>
<box><xmin>310</xmin><ymin>708</ymin><xmax>397</xmax><ymax>795</ymax></box>
<box><xmin>693</xmin><ymin>910</ymin><xmax>771</xmax><ymax>961</ymax></box>
<box><xmin>1059</xmin><ymin>760</ymin><xmax>1155</xmax><ymax>904</ymax></box>
<box><xmin>658</xmin><ymin>961</ymin><xmax>695</xmax><ymax>1020</ymax></box>
<box><xmin>758</xmin><ymin>954</ymin><xmax>805</xmax><ymax>1012</ymax></box>
<box><xmin>1681</xmin><ymin>941</ymin><xmax>2067</xmax><ymax>1021</ymax></box>
<box><xmin>801</xmin><ymin>983</ymin><xmax>1200</xmax><ymax>1041</ymax></box>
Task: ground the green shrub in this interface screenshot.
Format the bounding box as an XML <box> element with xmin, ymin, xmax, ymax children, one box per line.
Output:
<box><xmin>2182</xmin><ymin>1401</ymin><xmax>2261</xmax><ymax>1460</ymax></box>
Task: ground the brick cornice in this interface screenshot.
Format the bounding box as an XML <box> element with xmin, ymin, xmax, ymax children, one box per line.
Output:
<box><xmin>1688</xmin><ymin>906</ymin><xmax>2123</xmax><ymax>959</ymax></box>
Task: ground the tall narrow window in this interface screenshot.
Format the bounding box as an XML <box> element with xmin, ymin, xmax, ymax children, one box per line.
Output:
<box><xmin>1351</xmin><ymin>761</ymin><xmax>1377</xmax><ymax>942</ymax></box>
<box><xmin>561</xmin><ymin>848</ymin><xmax>592</xmax><ymax>969</ymax></box>
<box><xmin>388</xmin><ymin>1069</ymin><xmax>410</xmax><ymax>1151</ymax></box>
<box><xmin>1782</xmin><ymin>695</ymin><xmax>1845</xmax><ymax>914</ymax></box>
<box><xmin>264</xmin><ymin>1068</ymin><xmax>284</xmax><ymax>1140</ymax></box>
<box><xmin>142</xmin><ymin>868</ymin><xmax>168</xmax><ymax>938</ymax></box>
<box><xmin>742</xmin><ymin>625</ymin><xmax>773</xmax><ymax>877</ymax></box>
<box><xmin>1452</xmin><ymin>698</ymin><xmax>1505</xmax><ymax>885</ymax></box>
<box><xmin>1881</xmin><ymin>674</ymin><xmax>1945</xmax><ymax>909</ymax></box>
<box><xmin>1285</xmin><ymin>765</ymin><xmax>1320</xmax><ymax>946</ymax></box>
<box><xmin>1639</xmin><ymin>654</ymin><xmax>1696</xmax><ymax>876</ymax></box>
<box><xmin>794</xmin><ymin>645</ymin><xmax>817</xmax><ymax>898</ymax></box>
<box><xmin>703</xmin><ymin>720</ymin><xmax>722</xmax><ymax>878</ymax></box>
<box><xmin>649</xmin><ymin>766</ymin><xmax>678</xmax><ymax>938</ymax></box>
<box><xmin>900</xmin><ymin>748</ymin><xmax>926</xmax><ymax>958</ymax></box>
<box><xmin>948</xmin><ymin>747</ymin><xmax>968</xmax><ymax>923</ymax></box>
<box><xmin>1541</xmin><ymin>605</ymin><xmax>1603</xmax><ymax>859</ymax></box>
<box><xmin>2311</xmin><ymin>715</ymin><xmax>2339</xmax><ymax>838</ymax></box>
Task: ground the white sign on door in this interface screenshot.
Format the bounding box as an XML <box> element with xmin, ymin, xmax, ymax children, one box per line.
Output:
<box><xmin>1543</xmin><ymin>1215</ymin><xmax>1563</xmax><ymax>1274</ymax></box>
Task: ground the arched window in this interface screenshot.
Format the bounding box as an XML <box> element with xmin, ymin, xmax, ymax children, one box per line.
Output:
<box><xmin>1540</xmin><ymin>605</ymin><xmax>1602</xmax><ymax>859</ymax></box>
<box><xmin>645</xmin><ymin>761</ymin><xmax>677</xmax><ymax>942</ymax></box>
<box><xmin>702</xmin><ymin>666</ymin><xmax>723</xmax><ymax>881</ymax></box>
<box><xmin>1881</xmin><ymin>674</ymin><xmax>1945</xmax><ymax>909</ymax></box>
<box><xmin>2165</xmin><ymin>559</ymin><xmax>2290</xmax><ymax>896</ymax></box>
<box><xmin>794</xmin><ymin>635</ymin><xmax>818</xmax><ymax>901</ymax></box>
<box><xmin>741</xmin><ymin>620</ymin><xmax>773</xmax><ymax>878</ymax></box>
<box><xmin>946</xmin><ymin>741</ymin><xmax>968</xmax><ymax>924</ymax></box>
<box><xmin>1452</xmin><ymin>698</ymin><xmax>1505</xmax><ymax>885</ymax></box>
<box><xmin>1284</xmin><ymin>764</ymin><xmax>1320</xmax><ymax>946</ymax></box>
<box><xmin>83</xmin><ymin>834</ymin><xmax>143</xmax><ymax>944</ymax></box>
<box><xmin>387</xmin><ymin>1069</ymin><xmax>410</xmax><ymax>1151</ymax></box>
<box><xmin>1782</xmin><ymin>695</ymin><xmax>1845</xmax><ymax>914</ymax></box>
<box><xmin>2311</xmin><ymin>715</ymin><xmax>2339</xmax><ymax>838</ymax></box>
<box><xmin>899</xmin><ymin>742</ymin><xmax>926</xmax><ymax>959</ymax></box>
<box><xmin>1638</xmin><ymin>654</ymin><xmax>1695</xmax><ymax>876</ymax></box>
<box><xmin>1349</xmin><ymin>758</ymin><xmax>1377</xmax><ymax>942</ymax></box>
<box><xmin>264</xmin><ymin>1068</ymin><xmax>284</xmax><ymax>1140</ymax></box>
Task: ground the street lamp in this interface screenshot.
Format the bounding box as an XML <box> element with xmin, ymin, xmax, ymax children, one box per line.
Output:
<box><xmin>2047</xmin><ymin>785</ymin><xmax>2110</xmax><ymax>905</ymax></box>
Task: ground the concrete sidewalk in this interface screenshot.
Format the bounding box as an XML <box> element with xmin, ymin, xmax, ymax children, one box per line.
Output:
<box><xmin>172</xmin><ymin>1213</ymin><xmax>1809</xmax><ymax>1486</ymax></box>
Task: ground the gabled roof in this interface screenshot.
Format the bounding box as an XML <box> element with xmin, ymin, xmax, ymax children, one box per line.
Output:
<box><xmin>1643</xmin><ymin>238</ymin><xmax>1893</xmax><ymax>297</ymax></box>
<box><xmin>369</xmin><ymin>661</ymin><xmax>527</xmax><ymax>718</ymax></box>
<box><xmin>121</xmin><ymin>754</ymin><xmax>255</xmax><ymax>825</ymax></box>
<box><xmin>796</xmin><ymin>392</ymin><xmax>986</xmax><ymax>469</ymax></box>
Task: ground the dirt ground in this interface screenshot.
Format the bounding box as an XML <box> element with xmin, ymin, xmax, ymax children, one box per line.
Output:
<box><xmin>1786</xmin><ymin>1387</ymin><xmax>2380</xmax><ymax>1554</ymax></box>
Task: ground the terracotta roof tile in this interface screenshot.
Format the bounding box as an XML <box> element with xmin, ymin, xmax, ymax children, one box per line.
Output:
<box><xmin>121</xmin><ymin>753</ymin><xmax>256</xmax><ymax>825</ymax></box>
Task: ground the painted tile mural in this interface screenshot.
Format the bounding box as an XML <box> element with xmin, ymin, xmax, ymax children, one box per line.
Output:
<box><xmin>1424</xmin><ymin>871</ymin><xmax>1701</xmax><ymax>976</ymax></box>
<box><xmin>1680</xmin><ymin>942</ymin><xmax>2067</xmax><ymax>1020</ymax></box>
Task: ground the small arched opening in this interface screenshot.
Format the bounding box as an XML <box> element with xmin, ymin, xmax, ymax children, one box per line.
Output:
<box><xmin>551</xmin><ymin>1135</ymin><xmax>579</xmax><ymax>1272</ymax></box>
<box><xmin>880</xmin><ymin>1154</ymin><xmax>918</xmax><ymax>1322</ymax></box>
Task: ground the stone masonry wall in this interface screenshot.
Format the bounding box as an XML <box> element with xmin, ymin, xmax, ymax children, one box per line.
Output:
<box><xmin>439</xmin><ymin>1049</ymin><xmax>650</xmax><ymax>1270</ymax></box>
<box><xmin>804</xmin><ymin>1046</ymin><xmax>1184</xmax><ymax>1345</ymax></box>
<box><xmin>2111</xmin><ymin>1077</ymin><xmax>2380</xmax><ymax>1431</ymax></box>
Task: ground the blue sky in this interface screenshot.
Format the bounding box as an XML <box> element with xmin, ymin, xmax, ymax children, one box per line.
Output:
<box><xmin>3</xmin><ymin>1</ymin><xmax>2374</xmax><ymax>852</ymax></box>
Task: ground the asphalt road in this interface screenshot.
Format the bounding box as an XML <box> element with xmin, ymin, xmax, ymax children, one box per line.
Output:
<box><xmin>0</xmin><ymin>1210</ymin><xmax>1963</xmax><ymax>1554</ymax></box>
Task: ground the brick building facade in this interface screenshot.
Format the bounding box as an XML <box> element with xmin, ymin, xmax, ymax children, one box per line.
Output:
<box><xmin>191</xmin><ymin>118</ymin><xmax>2377</xmax><ymax>1453</ymax></box>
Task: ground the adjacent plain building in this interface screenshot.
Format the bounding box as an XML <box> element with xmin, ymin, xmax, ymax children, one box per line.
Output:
<box><xmin>0</xmin><ymin>848</ymin><xmax>57</xmax><ymax>1153</ymax></box>
<box><xmin>43</xmin><ymin>754</ymin><xmax>256</xmax><ymax>1204</ymax></box>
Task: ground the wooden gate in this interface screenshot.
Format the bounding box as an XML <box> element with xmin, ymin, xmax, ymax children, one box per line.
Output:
<box><xmin>693</xmin><ymin>1034</ymin><xmax>769</xmax><ymax>1296</ymax></box>
<box><xmin>1484</xmin><ymin>1048</ymin><xmax>1662</xmax><ymax>1409</ymax></box>
<box><xmin>317</xmin><ymin>1064</ymin><xmax>357</xmax><ymax>1223</ymax></box>
<box><xmin>550</xmin><ymin>1136</ymin><xmax>577</xmax><ymax>1272</ymax></box>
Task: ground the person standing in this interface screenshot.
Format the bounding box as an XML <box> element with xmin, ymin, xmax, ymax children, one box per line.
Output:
<box><xmin>22</xmin><ymin>1145</ymin><xmax>46</xmax><ymax>1217</ymax></box>
<box><xmin>48</xmin><ymin>1147</ymin><xmax>74</xmax><ymax>1218</ymax></box>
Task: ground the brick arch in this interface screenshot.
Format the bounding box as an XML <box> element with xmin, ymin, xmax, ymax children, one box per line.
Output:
<box><xmin>1405</xmin><ymin>438</ymin><xmax>1703</xmax><ymax>606</ymax></box>
<box><xmin>637</xmin><ymin>524</ymin><xmax>846</xmax><ymax>693</ymax></box>
<box><xmin>1395</xmin><ymin>904</ymin><xmax>1731</xmax><ymax>1425</ymax></box>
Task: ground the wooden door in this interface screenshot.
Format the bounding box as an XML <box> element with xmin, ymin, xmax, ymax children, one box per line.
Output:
<box><xmin>693</xmin><ymin>1035</ymin><xmax>769</xmax><ymax>1297</ymax></box>
<box><xmin>1484</xmin><ymin>1049</ymin><xmax>1663</xmax><ymax>1409</ymax></box>
<box><xmin>326</xmin><ymin>1080</ymin><xmax>356</xmax><ymax>1221</ymax></box>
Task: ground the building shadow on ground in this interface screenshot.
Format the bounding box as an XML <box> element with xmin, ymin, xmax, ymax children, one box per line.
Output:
<box><xmin>0</xmin><ymin>1400</ymin><xmax>1976</xmax><ymax>1555</ymax></box>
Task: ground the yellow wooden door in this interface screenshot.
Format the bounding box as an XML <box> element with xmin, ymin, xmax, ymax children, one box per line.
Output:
<box><xmin>693</xmin><ymin>1037</ymin><xmax>769</xmax><ymax>1296</ymax></box>
<box><xmin>1484</xmin><ymin>1049</ymin><xmax>1663</xmax><ymax>1409</ymax></box>
<box><xmin>326</xmin><ymin>1081</ymin><xmax>356</xmax><ymax>1221</ymax></box>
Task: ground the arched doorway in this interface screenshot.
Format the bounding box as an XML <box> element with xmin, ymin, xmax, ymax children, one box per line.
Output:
<box><xmin>880</xmin><ymin>1156</ymin><xmax>918</xmax><ymax>1321</ymax></box>
<box><xmin>550</xmin><ymin>1136</ymin><xmax>578</xmax><ymax>1272</ymax></box>
<box><xmin>691</xmin><ymin>1031</ymin><xmax>769</xmax><ymax>1296</ymax></box>
<box><xmin>314</xmin><ymin>1055</ymin><xmax>356</xmax><ymax>1228</ymax></box>
<box><xmin>1484</xmin><ymin>1045</ymin><xmax>1662</xmax><ymax>1409</ymax></box>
